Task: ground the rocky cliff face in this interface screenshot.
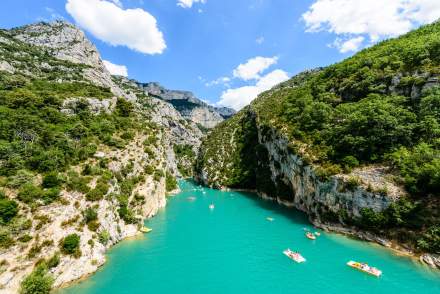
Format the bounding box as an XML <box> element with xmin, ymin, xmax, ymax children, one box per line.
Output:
<box><xmin>0</xmin><ymin>21</ymin><xmax>203</xmax><ymax>292</ymax></box>
<box><xmin>138</xmin><ymin>82</ymin><xmax>235</xmax><ymax>129</ymax></box>
<box><xmin>195</xmin><ymin>109</ymin><xmax>399</xmax><ymax>221</ymax></box>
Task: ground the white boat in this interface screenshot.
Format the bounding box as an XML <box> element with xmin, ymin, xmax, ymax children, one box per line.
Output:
<box><xmin>209</xmin><ymin>204</ymin><xmax>215</xmax><ymax>210</ymax></box>
<box><xmin>266</xmin><ymin>217</ymin><xmax>274</xmax><ymax>222</ymax></box>
<box><xmin>314</xmin><ymin>231</ymin><xmax>321</xmax><ymax>236</ymax></box>
<box><xmin>347</xmin><ymin>261</ymin><xmax>382</xmax><ymax>277</ymax></box>
<box><xmin>283</xmin><ymin>249</ymin><xmax>306</xmax><ymax>263</ymax></box>
<box><xmin>187</xmin><ymin>196</ymin><xmax>196</xmax><ymax>201</ymax></box>
<box><xmin>306</xmin><ymin>232</ymin><xmax>316</xmax><ymax>240</ymax></box>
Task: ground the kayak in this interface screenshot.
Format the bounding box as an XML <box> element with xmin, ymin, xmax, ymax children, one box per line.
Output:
<box><xmin>283</xmin><ymin>249</ymin><xmax>306</xmax><ymax>263</ymax></box>
<box><xmin>347</xmin><ymin>261</ymin><xmax>382</xmax><ymax>277</ymax></box>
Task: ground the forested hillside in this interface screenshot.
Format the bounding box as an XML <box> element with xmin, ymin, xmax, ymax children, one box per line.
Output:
<box><xmin>196</xmin><ymin>22</ymin><xmax>440</xmax><ymax>255</ymax></box>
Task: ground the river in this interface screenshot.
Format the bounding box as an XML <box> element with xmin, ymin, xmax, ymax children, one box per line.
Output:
<box><xmin>59</xmin><ymin>180</ymin><xmax>440</xmax><ymax>294</ymax></box>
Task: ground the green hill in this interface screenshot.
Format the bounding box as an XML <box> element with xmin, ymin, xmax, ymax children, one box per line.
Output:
<box><xmin>196</xmin><ymin>22</ymin><xmax>440</xmax><ymax>253</ymax></box>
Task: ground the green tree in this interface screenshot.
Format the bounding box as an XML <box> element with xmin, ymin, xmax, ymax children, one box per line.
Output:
<box><xmin>20</xmin><ymin>264</ymin><xmax>53</xmax><ymax>294</ymax></box>
<box><xmin>61</xmin><ymin>234</ymin><xmax>80</xmax><ymax>255</ymax></box>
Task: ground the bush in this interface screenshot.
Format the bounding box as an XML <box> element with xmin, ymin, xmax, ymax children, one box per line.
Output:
<box><xmin>358</xmin><ymin>208</ymin><xmax>387</xmax><ymax>230</ymax></box>
<box><xmin>165</xmin><ymin>172</ymin><xmax>178</xmax><ymax>192</ymax></box>
<box><xmin>66</xmin><ymin>171</ymin><xmax>90</xmax><ymax>194</ymax></box>
<box><xmin>42</xmin><ymin>188</ymin><xmax>60</xmax><ymax>204</ymax></box>
<box><xmin>42</xmin><ymin>172</ymin><xmax>61</xmax><ymax>188</ymax></box>
<box><xmin>144</xmin><ymin>165</ymin><xmax>154</xmax><ymax>175</ymax></box>
<box><xmin>7</xmin><ymin>170</ymin><xmax>34</xmax><ymax>188</ymax></box>
<box><xmin>341</xmin><ymin>156</ymin><xmax>359</xmax><ymax>172</ymax></box>
<box><xmin>61</xmin><ymin>234</ymin><xmax>80</xmax><ymax>255</ymax></box>
<box><xmin>83</xmin><ymin>207</ymin><xmax>98</xmax><ymax>223</ymax></box>
<box><xmin>417</xmin><ymin>226</ymin><xmax>440</xmax><ymax>252</ymax></box>
<box><xmin>17</xmin><ymin>183</ymin><xmax>44</xmax><ymax>204</ymax></box>
<box><xmin>87</xmin><ymin>220</ymin><xmax>100</xmax><ymax>232</ymax></box>
<box><xmin>86</xmin><ymin>181</ymin><xmax>109</xmax><ymax>201</ymax></box>
<box><xmin>0</xmin><ymin>199</ymin><xmax>18</xmax><ymax>223</ymax></box>
<box><xmin>20</xmin><ymin>264</ymin><xmax>53</xmax><ymax>294</ymax></box>
<box><xmin>98</xmin><ymin>230</ymin><xmax>111</xmax><ymax>245</ymax></box>
<box><xmin>46</xmin><ymin>253</ymin><xmax>60</xmax><ymax>269</ymax></box>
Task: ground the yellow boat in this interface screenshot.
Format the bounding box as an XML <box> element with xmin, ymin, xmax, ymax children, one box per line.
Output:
<box><xmin>347</xmin><ymin>261</ymin><xmax>382</xmax><ymax>277</ymax></box>
<box><xmin>140</xmin><ymin>227</ymin><xmax>153</xmax><ymax>233</ymax></box>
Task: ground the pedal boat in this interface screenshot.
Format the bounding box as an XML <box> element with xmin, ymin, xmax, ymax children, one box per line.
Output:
<box><xmin>283</xmin><ymin>249</ymin><xmax>306</xmax><ymax>263</ymax></box>
<box><xmin>347</xmin><ymin>261</ymin><xmax>382</xmax><ymax>277</ymax></box>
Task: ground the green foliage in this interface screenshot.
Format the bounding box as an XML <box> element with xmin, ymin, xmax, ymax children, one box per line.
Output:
<box><xmin>0</xmin><ymin>72</ymin><xmax>140</xmax><ymax>191</ymax></box>
<box><xmin>85</xmin><ymin>178</ymin><xmax>109</xmax><ymax>201</ymax></box>
<box><xmin>17</xmin><ymin>183</ymin><xmax>44</xmax><ymax>204</ymax></box>
<box><xmin>60</xmin><ymin>234</ymin><xmax>80</xmax><ymax>256</ymax></box>
<box><xmin>0</xmin><ymin>198</ymin><xmax>18</xmax><ymax>223</ymax></box>
<box><xmin>42</xmin><ymin>172</ymin><xmax>61</xmax><ymax>188</ymax></box>
<box><xmin>83</xmin><ymin>207</ymin><xmax>98</xmax><ymax>223</ymax></box>
<box><xmin>173</xmin><ymin>144</ymin><xmax>195</xmax><ymax>158</ymax></box>
<box><xmin>7</xmin><ymin>169</ymin><xmax>34</xmax><ymax>188</ymax></box>
<box><xmin>115</xmin><ymin>98</ymin><xmax>134</xmax><ymax>117</ymax></box>
<box><xmin>165</xmin><ymin>172</ymin><xmax>178</xmax><ymax>192</ymax></box>
<box><xmin>98</xmin><ymin>230</ymin><xmax>111</xmax><ymax>245</ymax></box>
<box><xmin>417</xmin><ymin>226</ymin><xmax>440</xmax><ymax>252</ymax></box>
<box><xmin>358</xmin><ymin>208</ymin><xmax>387</xmax><ymax>230</ymax></box>
<box><xmin>20</xmin><ymin>264</ymin><xmax>53</xmax><ymax>294</ymax></box>
<box><xmin>388</xmin><ymin>143</ymin><xmax>439</xmax><ymax>196</ymax></box>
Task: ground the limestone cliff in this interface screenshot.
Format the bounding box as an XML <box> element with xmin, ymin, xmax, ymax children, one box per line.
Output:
<box><xmin>138</xmin><ymin>82</ymin><xmax>235</xmax><ymax>129</ymax></box>
<box><xmin>0</xmin><ymin>20</ymin><xmax>203</xmax><ymax>292</ymax></box>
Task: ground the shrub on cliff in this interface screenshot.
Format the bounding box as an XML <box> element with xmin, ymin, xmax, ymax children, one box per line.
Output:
<box><xmin>61</xmin><ymin>234</ymin><xmax>81</xmax><ymax>256</ymax></box>
<box><xmin>20</xmin><ymin>264</ymin><xmax>53</xmax><ymax>294</ymax></box>
<box><xmin>42</xmin><ymin>172</ymin><xmax>61</xmax><ymax>188</ymax></box>
<box><xmin>165</xmin><ymin>172</ymin><xmax>178</xmax><ymax>192</ymax></box>
<box><xmin>0</xmin><ymin>198</ymin><xmax>18</xmax><ymax>223</ymax></box>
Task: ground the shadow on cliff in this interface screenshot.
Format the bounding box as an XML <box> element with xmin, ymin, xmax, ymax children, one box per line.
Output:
<box><xmin>237</xmin><ymin>191</ymin><xmax>312</xmax><ymax>227</ymax></box>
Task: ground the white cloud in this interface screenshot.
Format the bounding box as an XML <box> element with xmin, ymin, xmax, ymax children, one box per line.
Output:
<box><xmin>177</xmin><ymin>0</ymin><xmax>206</xmax><ymax>9</ymax></box>
<box><xmin>218</xmin><ymin>69</ymin><xmax>289</xmax><ymax>110</ymax></box>
<box><xmin>103</xmin><ymin>60</ymin><xmax>128</xmax><ymax>76</ymax></box>
<box><xmin>332</xmin><ymin>36</ymin><xmax>365</xmax><ymax>53</ymax></box>
<box><xmin>303</xmin><ymin>0</ymin><xmax>440</xmax><ymax>53</ymax></box>
<box><xmin>66</xmin><ymin>0</ymin><xmax>166</xmax><ymax>54</ymax></box>
<box><xmin>233</xmin><ymin>56</ymin><xmax>278</xmax><ymax>81</ymax></box>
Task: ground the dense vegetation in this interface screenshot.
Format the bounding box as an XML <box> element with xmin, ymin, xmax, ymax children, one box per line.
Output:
<box><xmin>197</xmin><ymin>22</ymin><xmax>440</xmax><ymax>252</ymax></box>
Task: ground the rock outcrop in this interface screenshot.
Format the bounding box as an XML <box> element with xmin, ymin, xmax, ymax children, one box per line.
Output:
<box><xmin>138</xmin><ymin>82</ymin><xmax>235</xmax><ymax>129</ymax></box>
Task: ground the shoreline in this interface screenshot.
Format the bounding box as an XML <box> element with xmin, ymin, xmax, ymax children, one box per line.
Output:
<box><xmin>53</xmin><ymin>232</ymin><xmax>146</xmax><ymax>292</ymax></box>
<box><xmin>218</xmin><ymin>184</ymin><xmax>440</xmax><ymax>271</ymax></box>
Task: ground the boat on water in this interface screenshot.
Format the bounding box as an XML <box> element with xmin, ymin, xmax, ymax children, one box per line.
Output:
<box><xmin>314</xmin><ymin>232</ymin><xmax>321</xmax><ymax>236</ymax></box>
<box><xmin>187</xmin><ymin>196</ymin><xmax>196</xmax><ymax>201</ymax></box>
<box><xmin>347</xmin><ymin>261</ymin><xmax>382</xmax><ymax>277</ymax></box>
<box><xmin>209</xmin><ymin>204</ymin><xmax>215</xmax><ymax>210</ymax></box>
<box><xmin>266</xmin><ymin>217</ymin><xmax>274</xmax><ymax>222</ymax></box>
<box><xmin>306</xmin><ymin>232</ymin><xmax>316</xmax><ymax>240</ymax></box>
<box><xmin>283</xmin><ymin>249</ymin><xmax>306</xmax><ymax>263</ymax></box>
<box><xmin>140</xmin><ymin>227</ymin><xmax>152</xmax><ymax>233</ymax></box>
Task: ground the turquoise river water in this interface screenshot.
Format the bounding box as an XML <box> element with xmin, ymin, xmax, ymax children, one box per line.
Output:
<box><xmin>59</xmin><ymin>180</ymin><xmax>440</xmax><ymax>294</ymax></box>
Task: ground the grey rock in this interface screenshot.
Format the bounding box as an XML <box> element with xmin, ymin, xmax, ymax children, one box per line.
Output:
<box><xmin>138</xmin><ymin>82</ymin><xmax>235</xmax><ymax>128</ymax></box>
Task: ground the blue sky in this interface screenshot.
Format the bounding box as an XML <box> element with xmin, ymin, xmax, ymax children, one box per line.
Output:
<box><xmin>1</xmin><ymin>0</ymin><xmax>439</xmax><ymax>109</ymax></box>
